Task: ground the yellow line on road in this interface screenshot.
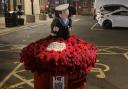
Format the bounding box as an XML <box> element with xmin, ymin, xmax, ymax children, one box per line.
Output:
<box><xmin>0</xmin><ymin>63</ymin><xmax>23</xmax><ymax>88</ymax></box>
<box><xmin>124</xmin><ymin>52</ymin><xmax>128</xmax><ymax>61</ymax></box>
<box><xmin>97</xmin><ymin>53</ymin><xmax>123</xmax><ymax>55</ymax></box>
<box><xmin>8</xmin><ymin>79</ymin><xmax>33</xmax><ymax>89</ymax></box>
<box><xmin>13</xmin><ymin>74</ymin><xmax>34</xmax><ymax>88</ymax></box>
<box><xmin>16</xmin><ymin>70</ymin><xmax>26</xmax><ymax>73</ymax></box>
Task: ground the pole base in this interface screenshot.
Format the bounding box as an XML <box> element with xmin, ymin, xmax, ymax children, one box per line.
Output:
<box><xmin>26</xmin><ymin>15</ymin><xmax>35</xmax><ymax>23</ymax></box>
<box><xmin>39</xmin><ymin>14</ymin><xmax>47</xmax><ymax>20</ymax></box>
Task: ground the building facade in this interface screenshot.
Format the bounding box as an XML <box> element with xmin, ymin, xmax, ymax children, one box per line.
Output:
<box><xmin>39</xmin><ymin>0</ymin><xmax>48</xmax><ymax>12</ymax></box>
<box><xmin>0</xmin><ymin>0</ymin><xmax>41</xmax><ymax>15</ymax></box>
<box><xmin>70</xmin><ymin>0</ymin><xmax>94</xmax><ymax>15</ymax></box>
<box><xmin>0</xmin><ymin>0</ymin><xmax>4</xmax><ymax>16</ymax></box>
<box><xmin>24</xmin><ymin>0</ymin><xmax>40</xmax><ymax>15</ymax></box>
<box><xmin>0</xmin><ymin>0</ymin><xmax>94</xmax><ymax>16</ymax></box>
<box><xmin>0</xmin><ymin>0</ymin><xmax>25</xmax><ymax>15</ymax></box>
<box><xmin>48</xmin><ymin>0</ymin><xmax>94</xmax><ymax>15</ymax></box>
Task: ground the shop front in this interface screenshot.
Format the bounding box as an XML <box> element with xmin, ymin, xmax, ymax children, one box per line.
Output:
<box><xmin>70</xmin><ymin>0</ymin><xmax>94</xmax><ymax>15</ymax></box>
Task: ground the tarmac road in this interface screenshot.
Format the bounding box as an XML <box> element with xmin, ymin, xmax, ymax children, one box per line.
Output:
<box><xmin>0</xmin><ymin>15</ymin><xmax>128</xmax><ymax>89</ymax></box>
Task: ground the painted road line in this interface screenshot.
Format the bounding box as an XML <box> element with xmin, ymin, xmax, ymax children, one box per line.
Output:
<box><xmin>13</xmin><ymin>73</ymin><xmax>34</xmax><ymax>88</ymax></box>
<box><xmin>16</xmin><ymin>70</ymin><xmax>26</xmax><ymax>73</ymax></box>
<box><xmin>102</xmin><ymin>49</ymin><xmax>118</xmax><ymax>54</ymax></box>
<box><xmin>0</xmin><ymin>63</ymin><xmax>23</xmax><ymax>88</ymax></box>
<box><xmin>22</xmin><ymin>27</ymin><xmax>32</xmax><ymax>30</ymax></box>
<box><xmin>11</xmin><ymin>44</ymin><xmax>26</xmax><ymax>50</ymax></box>
<box><xmin>90</xmin><ymin>22</ymin><xmax>98</xmax><ymax>30</ymax></box>
<box><xmin>97</xmin><ymin>53</ymin><xmax>123</xmax><ymax>55</ymax></box>
<box><xmin>73</xmin><ymin>19</ymin><xmax>80</xmax><ymax>22</ymax></box>
<box><xmin>97</xmin><ymin>46</ymin><xmax>128</xmax><ymax>48</ymax></box>
<box><xmin>114</xmin><ymin>47</ymin><xmax>128</xmax><ymax>51</ymax></box>
<box><xmin>91</xmin><ymin>60</ymin><xmax>110</xmax><ymax>79</ymax></box>
<box><xmin>124</xmin><ymin>52</ymin><xmax>128</xmax><ymax>60</ymax></box>
<box><xmin>8</xmin><ymin>79</ymin><xmax>33</xmax><ymax>89</ymax></box>
<box><xmin>96</xmin><ymin>62</ymin><xmax>110</xmax><ymax>72</ymax></box>
<box><xmin>13</xmin><ymin>61</ymin><xmax>20</xmax><ymax>64</ymax></box>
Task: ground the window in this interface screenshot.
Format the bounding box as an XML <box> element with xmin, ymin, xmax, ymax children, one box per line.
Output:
<box><xmin>112</xmin><ymin>11</ymin><xmax>128</xmax><ymax>16</ymax></box>
<box><xmin>16</xmin><ymin>0</ymin><xmax>24</xmax><ymax>12</ymax></box>
<box><xmin>112</xmin><ymin>12</ymin><xmax>121</xmax><ymax>15</ymax></box>
<box><xmin>104</xmin><ymin>6</ymin><xmax>120</xmax><ymax>11</ymax></box>
<box><xmin>120</xmin><ymin>11</ymin><xmax>128</xmax><ymax>16</ymax></box>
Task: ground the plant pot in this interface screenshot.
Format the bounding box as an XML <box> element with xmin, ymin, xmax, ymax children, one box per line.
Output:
<box><xmin>18</xmin><ymin>18</ymin><xmax>24</xmax><ymax>25</ymax></box>
<box><xmin>26</xmin><ymin>15</ymin><xmax>35</xmax><ymax>23</ymax></box>
<box><xmin>39</xmin><ymin>14</ymin><xmax>47</xmax><ymax>20</ymax></box>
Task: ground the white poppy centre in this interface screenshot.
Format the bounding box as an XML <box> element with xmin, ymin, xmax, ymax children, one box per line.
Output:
<box><xmin>47</xmin><ymin>42</ymin><xmax>66</xmax><ymax>51</ymax></box>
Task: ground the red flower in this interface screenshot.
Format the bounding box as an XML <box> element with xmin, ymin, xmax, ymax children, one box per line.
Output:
<box><xmin>20</xmin><ymin>35</ymin><xmax>97</xmax><ymax>75</ymax></box>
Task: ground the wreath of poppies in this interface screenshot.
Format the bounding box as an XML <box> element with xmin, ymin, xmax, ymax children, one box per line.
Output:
<box><xmin>20</xmin><ymin>35</ymin><xmax>97</xmax><ymax>75</ymax></box>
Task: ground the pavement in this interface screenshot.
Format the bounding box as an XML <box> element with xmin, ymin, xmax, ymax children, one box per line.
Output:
<box><xmin>0</xmin><ymin>15</ymin><xmax>53</xmax><ymax>36</ymax></box>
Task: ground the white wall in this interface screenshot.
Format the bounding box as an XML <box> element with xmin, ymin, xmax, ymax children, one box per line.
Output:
<box><xmin>24</xmin><ymin>0</ymin><xmax>40</xmax><ymax>15</ymax></box>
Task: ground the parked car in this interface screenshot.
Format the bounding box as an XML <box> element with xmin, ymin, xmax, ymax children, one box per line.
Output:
<box><xmin>97</xmin><ymin>9</ymin><xmax>128</xmax><ymax>28</ymax></box>
<box><xmin>96</xmin><ymin>4</ymin><xmax>128</xmax><ymax>20</ymax></box>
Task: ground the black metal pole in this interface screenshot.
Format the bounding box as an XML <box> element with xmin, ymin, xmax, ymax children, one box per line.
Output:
<box><xmin>31</xmin><ymin>0</ymin><xmax>34</xmax><ymax>15</ymax></box>
<box><xmin>3</xmin><ymin>0</ymin><xmax>7</xmax><ymax>16</ymax></box>
<box><xmin>3</xmin><ymin>0</ymin><xmax>8</xmax><ymax>27</ymax></box>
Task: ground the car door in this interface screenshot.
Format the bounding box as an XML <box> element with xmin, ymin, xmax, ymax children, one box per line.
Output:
<box><xmin>111</xmin><ymin>11</ymin><xmax>128</xmax><ymax>27</ymax></box>
<box><xmin>111</xmin><ymin>11</ymin><xmax>122</xmax><ymax>27</ymax></box>
<box><xmin>119</xmin><ymin>11</ymin><xmax>128</xmax><ymax>27</ymax></box>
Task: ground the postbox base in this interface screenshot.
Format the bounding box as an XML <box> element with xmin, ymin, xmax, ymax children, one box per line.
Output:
<box><xmin>34</xmin><ymin>73</ymin><xmax>86</xmax><ymax>89</ymax></box>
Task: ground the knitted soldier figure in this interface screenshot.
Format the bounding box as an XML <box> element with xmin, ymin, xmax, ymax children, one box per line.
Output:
<box><xmin>51</xmin><ymin>4</ymin><xmax>72</xmax><ymax>39</ymax></box>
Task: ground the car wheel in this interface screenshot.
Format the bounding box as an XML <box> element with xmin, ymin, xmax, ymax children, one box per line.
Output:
<box><xmin>103</xmin><ymin>20</ymin><xmax>112</xmax><ymax>29</ymax></box>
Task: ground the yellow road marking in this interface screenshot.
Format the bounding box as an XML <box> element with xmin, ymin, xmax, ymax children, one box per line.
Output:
<box><xmin>92</xmin><ymin>60</ymin><xmax>110</xmax><ymax>78</ymax></box>
<box><xmin>13</xmin><ymin>74</ymin><xmax>34</xmax><ymax>88</ymax></box>
<box><xmin>96</xmin><ymin>63</ymin><xmax>110</xmax><ymax>72</ymax></box>
<box><xmin>16</xmin><ymin>70</ymin><xmax>26</xmax><ymax>73</ymax></box>
<box><xmin>124</xmin><ymin>52</ymin><xmax>128</xmax><ymax>61</ymax></box>
<box><xmin>97</xmin><ymin>53</ymin><xmax>123</xmax><ymax>55</ymax></box>
<box><xmin>0</xmin><ymin>63</ymin><xmax>22</xmax><ymax>88</ymax></box>
<box><xmin>8</xmin><ymin>79</ymin><xmax>33</xmax><ymax>89</ymax></box>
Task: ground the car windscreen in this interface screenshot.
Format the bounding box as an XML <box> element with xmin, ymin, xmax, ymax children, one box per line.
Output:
<box><xmin>104</xmin><ymin>6</ymin><xmax>120</xmax><ymax>11</ymax></box>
